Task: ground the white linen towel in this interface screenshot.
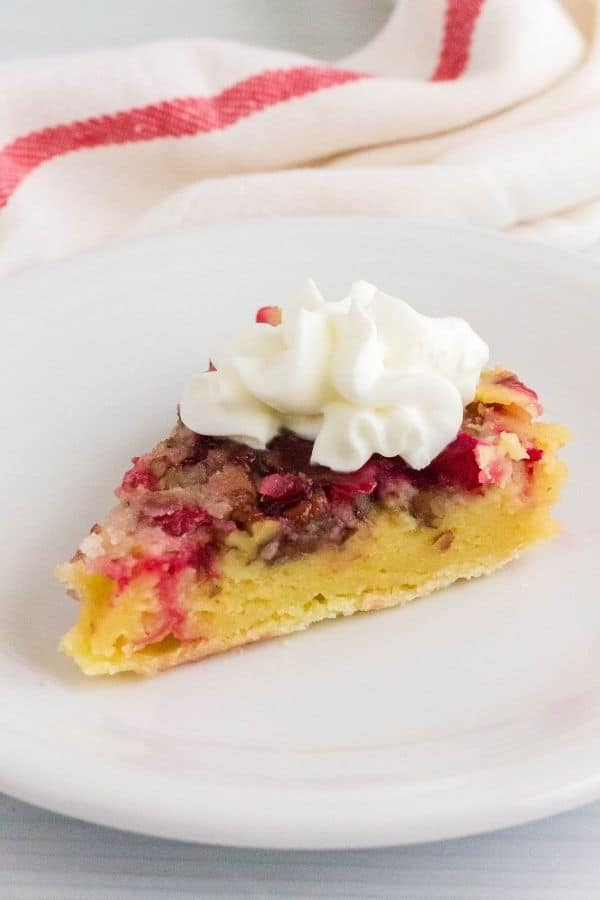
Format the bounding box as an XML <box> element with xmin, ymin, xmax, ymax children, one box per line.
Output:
<box><xmin>1</xmin><ymin>0</ymin><xmax>600</xmax><ymax>277</ymax></box>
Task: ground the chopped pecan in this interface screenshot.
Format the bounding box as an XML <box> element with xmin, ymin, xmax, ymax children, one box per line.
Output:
<box><xmin>432</xmin><ymin>530</ymin><xmax>454</xmax><ymax>552</ymax></box>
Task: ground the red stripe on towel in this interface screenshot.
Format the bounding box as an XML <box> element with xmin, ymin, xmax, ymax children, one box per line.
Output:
<box><xmin>431</xmin><ymin>0</ymin><xmax>485</xmax><ymax>81</ymax></box>
<box><xmin>0</xmin><ymin>65</ymin><xmax>365</xmax><ymax>208</ymax></box>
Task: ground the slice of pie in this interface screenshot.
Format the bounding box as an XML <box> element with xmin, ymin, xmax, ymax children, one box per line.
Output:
<box><xmin>57</xmin><ymin>284</ymin><xmax>569</xmax><ymax>675</ymax></box>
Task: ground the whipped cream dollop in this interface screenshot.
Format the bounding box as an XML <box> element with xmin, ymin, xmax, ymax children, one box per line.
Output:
<box><xmin>180</xmin><ymin>281</ymin><xmax>489</xmax><ymax>472</ymax></box>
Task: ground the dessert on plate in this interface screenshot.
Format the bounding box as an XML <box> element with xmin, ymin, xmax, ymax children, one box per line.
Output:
<box><xmin>57</xmin><ymin>280</ymin><xmax>569</xmax><ymax>675</ymax></box>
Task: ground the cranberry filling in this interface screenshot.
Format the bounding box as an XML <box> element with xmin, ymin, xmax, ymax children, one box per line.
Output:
<box><xmin>95</xmin><ymin>542</ymin><xmax>220</xmax><ymax>644</ymax></box>
<box><xmin>148</xmin><ymin>504</ymin><xmax>213</xmax><ymax>537</ymax></box>
<box><xmin>97</xmin><ymin>542</ymin><xmax>217</xmax><ymax>590</ymax></box>
<box><xmin>114</xmin><ymin>382</ymin><xmax>546</xmax><ymax>576</ymax></box>
<box><xmin>120</xmin><ymin>457</ymin><xmax>158</xmax><ymax>494</ymax></box>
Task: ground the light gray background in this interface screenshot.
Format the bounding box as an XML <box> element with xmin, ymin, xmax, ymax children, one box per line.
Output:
<box><xmin>2</xmin><ymin>3</ymin><xmax>599</xmax><ymax>898</ymax></box>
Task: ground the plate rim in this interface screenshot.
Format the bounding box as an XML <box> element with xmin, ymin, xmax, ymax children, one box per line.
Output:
<box><xmin>5</xmin><ymin>215</ymin><xmax>600</xmax><ymax>292</ymax></box>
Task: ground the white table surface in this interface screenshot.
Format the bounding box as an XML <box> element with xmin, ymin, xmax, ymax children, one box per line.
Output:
<box><xmin>2</xmin><ymin>792</ymin><xmax>600</xmax><ymax>900</ymax></box>
<box><xmin>2</xmin><ymin>3</ymin><xmax>600</xmax><ymax>898</ymax></box>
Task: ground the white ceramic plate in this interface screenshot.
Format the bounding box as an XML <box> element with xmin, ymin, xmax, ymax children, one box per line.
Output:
<box><xmin>1</xmin><ymin>218</ymin><xmax>598</xmax><ymax>849</ymax></box>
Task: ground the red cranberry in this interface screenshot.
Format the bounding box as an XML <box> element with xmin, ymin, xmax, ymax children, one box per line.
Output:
<box><xmin>259</xmin><ymin>472</ymin><xmax>311</xmax><ymax>515</ymax></box>
<box><xmin>324</xmin><ymin>462</ymin><xmax>378</xmax><ymax>503</ymax></box>
<box><xmin>424</xmin><ymin>433</ymin><xmax>481</xmax><ymax>491</ymax></box>
<box><xmin>259</xmin><ymin>473</ymin><xmax>310</xmax><ymax>501</ymax></box>
<box><xmin>150</xmin><ymin>505</ymin><xmax>213</xmax><ymax>537</ymax></box>
<box><xmin>526</xmin><ymin>447</ymin><xmax>544</xmax><ymax>462</ymax></box>
<box><xmin>119</xmin><ymin>457</ymin><xmax>158</xmax><ymax>494</ymax></box>
<box><xmin>256</xmin><ymin>305</ymin><xmax>282</xmax><ymax>326</ymax></box>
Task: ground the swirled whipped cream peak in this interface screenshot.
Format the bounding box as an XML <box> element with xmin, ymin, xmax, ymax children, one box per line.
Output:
<box><xmin>180</xmin><ymin>280</ymin><xmax>489</xmax><ymax>472</ymax></box>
